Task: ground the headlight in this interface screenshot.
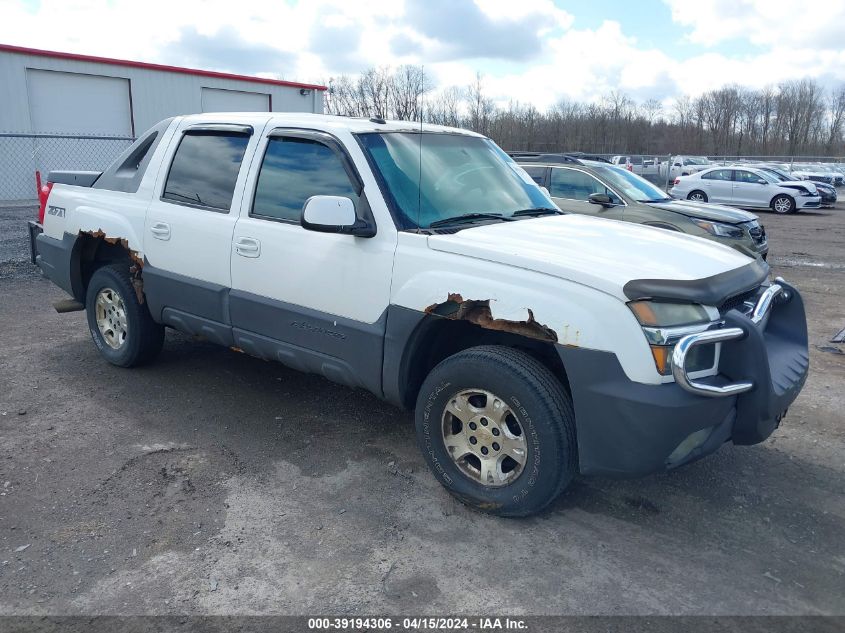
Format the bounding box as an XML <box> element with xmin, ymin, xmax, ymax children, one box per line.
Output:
<box><xmin>799</xmin><ymin>188</ymin><xmax>816</xmax><ymax>197</ymax></box>
<box><xmin>690</xmin><ymin>218</ymin><xmax>745</xmax><ymax>239</ymax></box>
<box><xmin>629</xmin><ymin>300</ymin><xmax>716</xmax><ymax>376</ymax></box>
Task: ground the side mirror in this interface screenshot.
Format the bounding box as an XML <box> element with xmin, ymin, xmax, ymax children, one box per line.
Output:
<box><xmin>588</xmin><ymin>192</ymin><xmax>613</xmax><ymax>206</ymax></box>
<box><xmin>540</xmin><ymin>186</ymin><xmax>551</xmax><ymax>196</ymax></box>
<box><xmin>756</xmin><ymin>178</ymin><xmax>767</xmax><ymax>185</ymax></box>
<box><xmin>301</xmin><ymin>195</ymin><xmax>375</xmax><ymax>237</ymax></box>
<box><xmin>673</xmin><ymin>162</ymin><xmax>682</xmax><ymax>167</ymax></box>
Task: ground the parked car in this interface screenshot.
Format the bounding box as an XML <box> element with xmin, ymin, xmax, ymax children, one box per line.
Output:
<box><xmin>515</xmin><ymin>154</ymin><xmax>767</xmax><ymax>260</ymax></box>
<box><xmin>670</xmin><ymin>166</ymin><xmax>821</xmax><ymax>213</ymax></box>
<box><xmin>817</xmin><ymin>164</ymin><xmax>845</xmax><ymax>187</ymax></box>
<box><xmin>610</xmin><ymin>155</ymin><xmax>659</xmax><ymax>176</ymax></box>
<box><xmin>749</xmin><ymin>165</ymin><xmax>837</xmax><ymax>208</ymax></box>
<box><xmin>658</xmin><ymin>155</ymin><xmax>711</xmax><ymax>179</ymax></box>
<box><xmin>29</xmin><ymin>113</ymin><xmax>808</xmax><ymax>517</ymax></box>
<box><xmin>790</xmin><ymin>163</ymin><xmax>841</xmax><ymax>186</ymax></box>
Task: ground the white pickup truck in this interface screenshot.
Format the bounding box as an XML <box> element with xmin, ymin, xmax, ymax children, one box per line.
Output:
<box><xmin>658</xmin><ymin>155</ymin><xmax>712</xmax><ymax>179</ymax></box>
<box><xmin>29</xmin><ymin>113</ymin><xmax>809</xmax><ymax>516</ymax></box>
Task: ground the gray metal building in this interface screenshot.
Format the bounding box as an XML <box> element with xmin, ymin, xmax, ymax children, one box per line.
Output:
<box><xmin>0</xmin><ymin>43</ymin><xmax>326</xmax><ymax>200</ymax></box>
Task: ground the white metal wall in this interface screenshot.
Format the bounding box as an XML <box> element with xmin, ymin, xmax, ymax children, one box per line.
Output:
<box><xmin>0</xmin><ymin>48</ymin><xmax>324</xmax><ymax>136</ymax></box>
<box><xmin>0</xmin><ymin>47</ymin><xmax>324</xmax><ymax>200</ymax></box>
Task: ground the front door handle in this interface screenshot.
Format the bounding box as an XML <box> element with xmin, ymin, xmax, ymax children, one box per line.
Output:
<box><xmin>234</xmin><ymin>237</ymin><xmax>261</xmax><ymax>258</ymax></box>
<box><xmin>150</xmin><ymin>222</ymin><xmax>171</xmax><ymax>240</ymax></box>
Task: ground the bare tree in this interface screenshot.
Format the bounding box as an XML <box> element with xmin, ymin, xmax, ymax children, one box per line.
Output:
<box><xmin>325</xmin><ymin>65</ymin><xmax>845</xmax><ymax>158</ymax></box>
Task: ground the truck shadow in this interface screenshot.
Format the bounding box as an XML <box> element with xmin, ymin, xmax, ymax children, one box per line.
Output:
<box><xmin>42</xmin><ymin>328</ymin><xmax>844</xmax><ymax>548</ymax></box>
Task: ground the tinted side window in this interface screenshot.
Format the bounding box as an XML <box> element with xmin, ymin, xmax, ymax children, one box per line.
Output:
<box><xmin>163</xmin><ymin>132</ymin><xmax>250</xmax><ymax>211</ymax></box>
<box><xmin>550</xmin><ymin>168</ymin><xmax>619</xmax><ymax>202</ymax></box>
<box><xmin>735</xmin><ymin>170</ymin><xmax>764</xmax><ymax>183</ymax></box>
<box><xmin>252</xmin><ymin>137</ymin><xmax>359</xmax><ymax>222</ymax></box>
<box><xmin>702</xmin><ymin>169</ymin><xmax>732</xmax><ymax>181</ymax></box>
<box><xmin>521</xmin><ymin>165</ymin><xmax>546</xmax><ymax>186</ymax></box>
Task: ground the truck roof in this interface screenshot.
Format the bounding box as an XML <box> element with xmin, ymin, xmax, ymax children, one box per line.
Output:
<box><xmin>177</xmin><ymin>112</ymin><xmax>483</xmax><ymax>136</ymax></box>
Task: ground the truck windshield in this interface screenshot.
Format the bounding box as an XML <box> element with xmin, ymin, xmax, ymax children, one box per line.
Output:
<box><xmin>590</xmin><ymin>165</ymin><xmax>671</xmax><ymax>202</ymax></box>
<box><xmin>357</xmin><ymin>132</ymin><xmax>555</xmax><ymax>229</ymax></box>
<box><xmin>686</xmin><ymin>157</ymin><xmax>710</xmax><ymax>165</ymax></box>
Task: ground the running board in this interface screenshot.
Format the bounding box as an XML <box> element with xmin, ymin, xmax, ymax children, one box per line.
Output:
<box><xmin>53</xmin><ymin>298</ymin><xmax>85</xmax><ymax>313</ymax></box>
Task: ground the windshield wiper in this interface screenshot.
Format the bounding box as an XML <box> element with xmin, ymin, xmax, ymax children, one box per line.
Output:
<box><xmin>428</xmin><ymin>213</ymin><xmax>513</xmax><ymax>228</ymax></box>
<box><xmin>511</xmin><ymin>207</ymin><xmax>563</xmax><ymax>217</ymax></box>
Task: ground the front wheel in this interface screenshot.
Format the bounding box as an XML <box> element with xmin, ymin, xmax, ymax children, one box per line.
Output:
<box><xmin>687</xmin><ymin>190</ymin><xmax>708</xmax><ymax>203</ymax></box>
<box><xmin>771</xmin><ymin>194</ymin><xmax>795</xmax><ymax>214</ymax></box>
<box><xmin>415</xmin><ymin>346</ymin><xmax>577</xmax><ymax>517</ymax></box>
<box><xmin>85</xmin><ymin>263</ymin><xmax>164</xmax><ymax>367</ymax></box>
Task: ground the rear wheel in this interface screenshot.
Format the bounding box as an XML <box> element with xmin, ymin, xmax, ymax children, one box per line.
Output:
<box><xmin>687</xmin><ymin>190</ymin><xmax>708</xmax><ymax>203</ymax></box>
<box><xmin>771</xmin><ymin>194</ymin><xmax>795</xmax><ymax>214</ymax></box>
<box><xmin>415</xmin><ymin>346</ymin><xmax>577</xmax><ymax>517</ymax></box>
<box><xmin>85</xmin><ymin>264</ymin><xmax>164</xmax><ymax>367</ymax></box>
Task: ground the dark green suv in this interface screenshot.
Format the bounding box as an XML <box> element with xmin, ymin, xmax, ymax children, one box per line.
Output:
<box><xmin>514</xmin><ymin>153</ymin><xmax>768</xmax><ymax>260</ymax></box>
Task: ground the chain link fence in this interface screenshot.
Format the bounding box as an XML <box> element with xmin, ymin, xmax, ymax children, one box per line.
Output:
<box><xmin>0</xmin><ymin>133</ymin><xmax>135</xmax><ymax>202</ymax></box>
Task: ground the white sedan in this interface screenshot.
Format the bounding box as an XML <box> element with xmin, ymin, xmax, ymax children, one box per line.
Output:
<box><xmin>670</xmin><ymin>166</ymin><xmax>821</xmax><ymax>214</ymax></box>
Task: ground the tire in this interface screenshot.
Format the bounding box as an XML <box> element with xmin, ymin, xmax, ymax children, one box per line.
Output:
<box><xmin>771</xmin><ymin>194</ymin><xmax>795</xmax><ymax>214</ymax></box>
<box><xmin>687</xmin><ymin>190</ymin><xmax>708</xmax><ymax>203</ymax></box>
<box><xmin>414</xmin><ymin>345</ymin><xmax>577</xmax><ymax>517</ymax></box>
<box><xmin>85</xmin><ymin>263</ymin><xmax>164</xmax><ymax>367</ymax></box>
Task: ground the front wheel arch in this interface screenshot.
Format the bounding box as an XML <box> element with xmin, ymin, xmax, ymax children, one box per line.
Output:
<box><xmin>396</xmin><ymin>314</ymin><xmax>570</xmax><ymax>410</ymax></box>
<box><xmin>770</xmin><ymin>194</ymin><xmax>796</xmax><ymax>214</ymax></box>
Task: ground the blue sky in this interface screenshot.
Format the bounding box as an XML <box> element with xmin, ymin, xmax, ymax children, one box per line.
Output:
<box><xmin>2</xmin><ymin>0</ymin><xmax>844</xmax><ymax>109</ymax></box>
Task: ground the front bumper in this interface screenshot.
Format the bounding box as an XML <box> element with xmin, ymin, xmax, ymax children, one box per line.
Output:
<box><xmin>559</xmin><ymin>280</ymin><xmax>808</xmax><ymax>477</ymax></box>
<box><xmin>796</xmin><ymin>196</ymin><xmax>821</xmax><ymax>209</ymax></box>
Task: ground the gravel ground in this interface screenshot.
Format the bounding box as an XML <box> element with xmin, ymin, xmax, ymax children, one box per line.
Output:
<box><xmin>0</xmin><ymin>202</ymin><xmax>843</xmax><ymax>616</ymax></box>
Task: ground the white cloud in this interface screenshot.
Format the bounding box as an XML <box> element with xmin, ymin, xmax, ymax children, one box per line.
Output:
<box><xmin>1</xmin><ymin>0</ymin><xmax>844</xmax><ymax>112</ymax></box>
<box><xmin>665</xmin><ymin>0</ymin><xmax>845</xmax><ymax>49</ymax></box>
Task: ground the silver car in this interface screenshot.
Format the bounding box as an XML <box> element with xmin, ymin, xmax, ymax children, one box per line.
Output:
<box><xmin>670</xmin><ymin>166</ymin><xmax>821</xmax><ymax>214</ymax></box>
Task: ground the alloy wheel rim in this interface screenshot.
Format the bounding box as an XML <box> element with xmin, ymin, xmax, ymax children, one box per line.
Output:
<box><xmin>95</xmin><ymin>287</ymin><xmax>128</xmax><ymax>349</ymax></box>
<box><xmin>690</xmin><ymin>193</ymin><xmax>705</xmax><ymax>202</ymax></box>
<box><xmin>774</xmin><ymin>198</ymin><xmax>791</xmax><ymax>212</ymax></box>
<box><xmin>441</xmin><ymin>389</ymin><xmax>528</xmax><ymax>488</ymax></box>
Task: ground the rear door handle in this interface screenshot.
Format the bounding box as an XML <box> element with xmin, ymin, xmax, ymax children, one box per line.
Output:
<box><xmin>234</xmin><ymin>237</ymin><xmax>261</xmax><ymax>258</ymax></box>
<box><xmin>150</xmin><ymin>222</ymin><xmax>171</xmax><ymax>240</ymax></box>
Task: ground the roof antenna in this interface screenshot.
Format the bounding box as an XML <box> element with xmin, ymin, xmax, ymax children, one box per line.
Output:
<box><xmin>417</xmin><ymin>65</ymin><xmax>424</xmax><ymax>233</ymax></box>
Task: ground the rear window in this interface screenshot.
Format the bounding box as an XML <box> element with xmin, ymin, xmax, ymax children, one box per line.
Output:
<box><xmin>162</xmin><ymin>132</ymin><xmax>250</xmax><ymax>211</ymax></box>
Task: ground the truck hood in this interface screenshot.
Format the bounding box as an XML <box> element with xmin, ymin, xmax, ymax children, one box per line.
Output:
<box><xmin>647</xmin><ymin>200</ymin><xmax>758</xmax><ymax>224</ymax></box>
<box><xmin>426</xmin><ymin>214</ymin><xmax>757</xmax><ymax>303</ymax></box>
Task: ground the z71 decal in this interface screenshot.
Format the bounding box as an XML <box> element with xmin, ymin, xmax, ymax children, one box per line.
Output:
<box><xmin>47</xmin><ymin>205</ymin><xmax>66</xmax><ymax>218</ymax></box>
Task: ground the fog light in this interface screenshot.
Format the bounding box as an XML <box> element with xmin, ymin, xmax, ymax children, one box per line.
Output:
<box><xmin>667</xmin><ymin>426</ymin><xmax>714</xmax><ymax>467</ymax></box>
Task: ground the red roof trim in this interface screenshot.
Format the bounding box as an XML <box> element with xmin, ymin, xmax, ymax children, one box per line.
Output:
<box><xmin>0</xmin><ymin>43</ymin><xmax>327</xmax><ymax>91</ymax></box>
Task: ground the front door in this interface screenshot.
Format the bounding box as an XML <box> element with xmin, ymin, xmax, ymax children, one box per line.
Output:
<box><xmin>549</xmin><ymin>166</ymin><xmax>625</xmax><ymax>219</ymax></box>
<box><xmin>143</xmin><ymin>122</ymin><xmax>260</xmax><ymax>344</ymax></box>
<box><xmin>229</xmin><ymin>129</ymin><xmax>396</xmax><ymax>395</ymax></box>
<box><xmin>732</xmin><ymin>169</ymin><xmax>768</xmax><ymax>207</ymax></box>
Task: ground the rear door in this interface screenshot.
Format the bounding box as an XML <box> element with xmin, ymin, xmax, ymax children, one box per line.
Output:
<box><xmin>228</xmin><ymin>128</ymin><xmax>396</xmax><ymax>394</ymax></box>
<box><xmin>549</xmin><ymin>166</ymin><xmax>624</xmax><ymax>219</ymax></box>
<box><xmin>142</xmin><ymin>122</ymin><xmax>260</xmax><ymax>343</ymax></box>
<box><xmin>699</xmin><ymin>169</ymin><xmax>734</xmax><ymax>203</ymax></box>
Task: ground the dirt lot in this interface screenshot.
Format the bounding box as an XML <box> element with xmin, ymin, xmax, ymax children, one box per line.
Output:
<box><xmin>0</xmin><ymin>202</ymin><xmax>843</xmax><ymax>616</ymax></box>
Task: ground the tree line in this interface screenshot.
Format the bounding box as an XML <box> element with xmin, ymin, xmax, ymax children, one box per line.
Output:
<box><xmin>325</xmin><ymin>66</ymin><xmax>845</xmax><ymax>158</ymax></box>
